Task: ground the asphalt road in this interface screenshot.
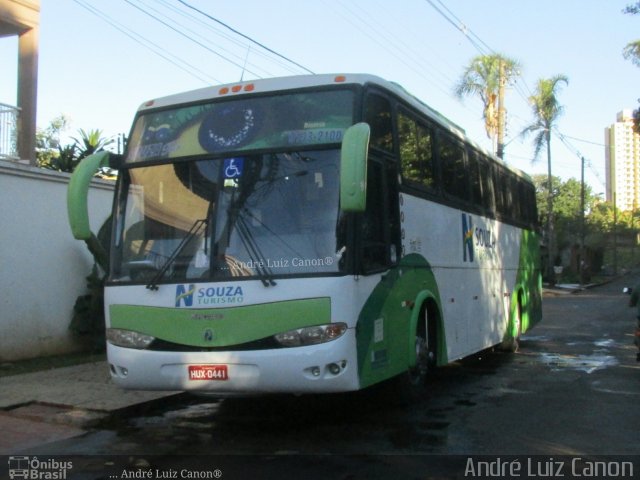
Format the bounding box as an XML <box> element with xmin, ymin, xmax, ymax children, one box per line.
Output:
<box><xmin>15</xmin><ymin>274</ymin><xmax>640</xmax><ymax>479</ymax></box>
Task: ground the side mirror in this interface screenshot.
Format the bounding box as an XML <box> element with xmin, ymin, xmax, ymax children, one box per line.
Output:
<box><xmin>67</xmin><ymin>151</ymin><xmax>111</xmax><ymax>272</ymax></box>
<box><xmin>340</xmin><ymin>122</ymin><xmax>370</xmax><ymax>212</ymax></box>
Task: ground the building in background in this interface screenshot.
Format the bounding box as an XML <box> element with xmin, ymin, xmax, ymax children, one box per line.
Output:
<box><xmin>0</xmin><ymin>0</ymin><xmax>39</xmax><ymax>164</ymax></box>
<box><xmin>605</xmin><ymin>109</ymin><xmax>640</xmax><ymax>212</ymax></box>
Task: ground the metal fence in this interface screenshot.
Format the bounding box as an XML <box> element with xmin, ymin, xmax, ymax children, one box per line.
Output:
<box><xmin>0</xmin><ymin>102</ymin><xmax>20</xmax><ymax>160</ymax></box>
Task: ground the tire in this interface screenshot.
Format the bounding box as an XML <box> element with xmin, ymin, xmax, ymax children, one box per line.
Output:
<box><xmin>500</xmin><ymin>297</ymin><xmax>522</xmax><ymax>353</ymax></box>
<box><xmin>392</xmin><ymin>303</ymin><xmax>437</xmax><ymax>402</ymax></box>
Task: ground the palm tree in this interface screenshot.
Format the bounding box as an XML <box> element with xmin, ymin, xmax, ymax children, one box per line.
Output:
<box><xmin>72</xmin><ymin>128</ymin><xmax>114</xmax><ymax>161</ymax></box>
<box><xmin>521</xmin><ymin>74</ymin><xmax>569</xmax><ymax>284</ymax></box>
<box><xmin>454</xmin><ymin>53</ymin><xmax>520</xmax><ymax>156</ymax></box>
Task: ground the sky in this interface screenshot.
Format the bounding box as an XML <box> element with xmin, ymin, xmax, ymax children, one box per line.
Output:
<box><xmin>1</xmin><ymin>0</ymin><xmax>639</xmax><ymax>193</ymax></box>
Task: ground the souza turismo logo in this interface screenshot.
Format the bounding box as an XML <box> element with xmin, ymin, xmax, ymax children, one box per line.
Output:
<box><xmin>175</xmin><ymin>284</ymin><xmax>244</xmax><ymax>307</ymax></box>
<box><xmin>461</xmin><ymin>212</ymin><xmax>497</xmax><ymax>262</ymax></box>
<box><xmin>462</xmin><ymin>213</ymin><xmax>474</xmax><ymax>262</ymax></box>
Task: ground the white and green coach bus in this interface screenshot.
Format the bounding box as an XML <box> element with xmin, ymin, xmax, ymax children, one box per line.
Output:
<box><xmin>68</xmin><ymin>73</ymin><xmax>542</xmax><ymax>395</ymax></box>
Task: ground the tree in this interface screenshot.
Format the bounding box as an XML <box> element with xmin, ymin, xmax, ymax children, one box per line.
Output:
<box><xmin>36</xmin><ymin>114</ymin><xmax>70</xmax><ymax>167</ymax></box>
<box><xmin>454</xmin><ymin>54</ymin><xmax>520</xmax><ymax>156</ymax></box>
<box><xmin>521</xmin><ymin>74</ymin><xmax>569</xmax><ymax>283</ymax></box>
<box><xmin>533</xmin><ymin>174</ymin><xmax>595</xmax><ymax>251</ymax></box>
<box><xmin>72</xmin><ymin>128</ymin><xmax>114</xmax><ymax>161</ymax></box>
<box><xmin>37</xmin><ymin>123</ymin><xmax>114</xmax><ymax>174</ymax></box>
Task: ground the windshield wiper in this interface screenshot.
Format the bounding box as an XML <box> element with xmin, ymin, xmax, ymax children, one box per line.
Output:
<box><xmin>146</xmin><ymin>218</ymin><xmax>207</xmax><ymax>291</ymax></box>
<box><xmin>236</xmin><ymin>212</ymin><xmax>276</xmax><ymax>287</ymax></box>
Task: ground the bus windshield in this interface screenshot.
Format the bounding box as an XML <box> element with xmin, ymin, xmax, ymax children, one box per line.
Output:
<box><xmin>111</xmin><ymin>150</ymin><xmax>347</xmax><ymax>284</ymax></box>
<box><xmin>125</xmin><ymin>89</ymin><xmax>354</xmax><ymax>163</ymax></box>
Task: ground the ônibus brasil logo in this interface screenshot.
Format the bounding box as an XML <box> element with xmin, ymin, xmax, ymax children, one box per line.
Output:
<box><xmin>176</xmin><ymin>284</ymin><xmax>244</xmax><ymax>307</ymax></box>
<box><xmin>8</xmin><ymin>456</ymin><xmax>73</xmax><ymax>479</ymax></box>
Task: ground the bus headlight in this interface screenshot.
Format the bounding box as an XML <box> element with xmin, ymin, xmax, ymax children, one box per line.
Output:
<box><xmin>274</xmin><ymin>323</ymin><xmax>347</xmax><ymax>347</ymax></box>
<box><xmin>106</xmin><ymin>328</ymin><xmax>155</xmax><ymax>349</ymax></box>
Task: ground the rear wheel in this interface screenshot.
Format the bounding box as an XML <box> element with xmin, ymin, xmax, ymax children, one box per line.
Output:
<box><xmin>501</xmin><ymin>296</ymin><xmax>522</xmax><ymax>352</ymax></box>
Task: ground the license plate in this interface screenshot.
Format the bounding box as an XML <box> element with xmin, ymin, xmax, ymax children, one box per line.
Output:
<box><xmin>188</xmin><ymin>365</ymin><xmax>229</xmax><ymax>381</ymax></box>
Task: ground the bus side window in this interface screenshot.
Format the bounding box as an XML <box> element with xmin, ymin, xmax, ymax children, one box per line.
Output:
<box><xmin>364</xmin><ymin>93</ymin><xmax>394</xmax><ymax>153</ymax></box>
<box><xmin>468</xmin><ymin>151</ymin><xmax>482</xmax><ymax>206</ymax></box>
<box><xmin>439</xmin><ymin>133</ymin><xmax>468</xmax><ymax>202</ymax></box>
<box><xmin>523</xmin><ymin>182</ymin><xmax>538</xmax><ymax>226</ymax></box>
<box><xmin>360</xmin><ymin>160</ymin><xmax>400</xmax><ymax>273</ymax></box>
<box><xmin>479</xmin><ymin>158</ymin><xmax>496</xmax><ymax>212</ymax></box>
<box><xmin>493</xmin><ymin>166</ymin><xmax>505</xmax><ymax>218</ymax></box>
<box><xmin>398</xmin><ymin>110</ymin><xmax>436</xmax><ymax>192</ymax></box>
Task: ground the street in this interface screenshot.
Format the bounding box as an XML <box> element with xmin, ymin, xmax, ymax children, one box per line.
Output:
<box><xmin>6</xmin><ymin>274</ymin><xmax>640</xmax><ymax>479</ymax></box>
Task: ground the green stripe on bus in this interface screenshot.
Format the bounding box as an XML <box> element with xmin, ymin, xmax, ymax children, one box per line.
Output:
<box><xmin>110</xmin><ymin>297</ymin><xmax>330</xmax><ymax>347</ymax></box>
<box><xmin>512</xmin><ymin>229</ymin><xmax>543</xmax><ymax>336</ymax></box>
<box><xmin>356</xmin><ymin>253</ymin><xmax>443</xmax><ymax>389</ymax></box>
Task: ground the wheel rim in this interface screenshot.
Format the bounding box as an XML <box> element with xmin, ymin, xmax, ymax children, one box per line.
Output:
<box><xmin>408</xmin><ymin>334</ymin><xmax>429</xmax><ymax>386</ymax></box>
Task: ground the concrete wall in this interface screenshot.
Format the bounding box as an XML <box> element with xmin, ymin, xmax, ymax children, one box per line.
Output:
<box><xmin>0</xmin><ymin>159</ymin><xmax>114</xmax><ymax>361</ymax></box>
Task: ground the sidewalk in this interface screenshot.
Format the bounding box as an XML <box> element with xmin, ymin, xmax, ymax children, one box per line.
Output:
<box><xmin>0</xmin><ymin>360</ymin><xmax>178</xmax><ymax>453</ymax></box>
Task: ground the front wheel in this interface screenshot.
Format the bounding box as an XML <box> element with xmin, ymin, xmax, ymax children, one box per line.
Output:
<box><xmin>394</xmin><ymin>305</ymin><xmax>437</xmax><ymax>401</ymax></box>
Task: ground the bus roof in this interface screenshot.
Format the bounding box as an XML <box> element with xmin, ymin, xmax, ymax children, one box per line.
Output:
<box><xmin>137</xmin><ymin>73</ymin><xmax>532</xmax><ymax>182</ymax></box>
<box><xmin>137</xmin><ymin>73</ymin><xmax>462</xmax><ymax>129</ymax></box>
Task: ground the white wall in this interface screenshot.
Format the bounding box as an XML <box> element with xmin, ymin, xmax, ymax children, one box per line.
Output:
<box><xmin>0</xmin><ymin>160</ymin><xmax>114</xmax><ymax>361</ymax></box>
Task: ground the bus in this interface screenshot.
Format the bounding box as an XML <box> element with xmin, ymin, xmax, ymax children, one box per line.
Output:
<box><xmin>68</xmin><ymin>73</ymin><xmax>542</xmax><ymax>396</ymax></box>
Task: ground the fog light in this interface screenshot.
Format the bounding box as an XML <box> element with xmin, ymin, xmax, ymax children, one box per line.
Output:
<box><xmin>328</xmin><ymin>363</ymin><xmax>341</xmax><ymax>375</ymax></box>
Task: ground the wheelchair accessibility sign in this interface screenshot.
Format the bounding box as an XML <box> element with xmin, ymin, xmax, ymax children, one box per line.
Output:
<box><xmin>223</xmin><ymin>157</ymin><xmax>244</xmax><ymax>179</ymax></box>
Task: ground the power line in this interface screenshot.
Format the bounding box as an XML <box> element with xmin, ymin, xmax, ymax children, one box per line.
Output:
<box><xmin>432</xmin><ymin>0</ymin><xmax>495</xmax><ymax>55</ymax></box>
<box><xmin>424</xmin><ymin>0</ymin><xmax>493</xmax><ymax>56</ymax></box>
<box><xmin>72</xmin><ymin>0</ymin><xmax>221</xmax><ymax>84</ymax></box>
<box><xmin>553</xmin><ymin>128</ymin><xmax>606</xmax><ymax>187</ymax></box>
<box><xmin>154</xmin><ymin>0</ymin><xmax>301</xmax><ymax>76</ymax></box>
<box><xmin>338</xmin><ymin>0</ymin><xmax>459</xmax><ymax>90</ymax></box>
<box><xmin>332</xmin><ymin>0</ymin><xmax>453</xmax><ymax>98</ymax></box>
<box><xmin>144</xmin><ymin>0</ymin><xmax>271</xmax><ymax>77</ymax></box>
<box><xmin>123</xmin><ymin>0</ymin><xmax>263</xmax><ymax>78</ymax></box>
<box><xmin>558</xmin><ymin>133</ymin><xmax>606</xmax><ymax>148</ymax></box>
<box><xmin>176</xmin><ymin>0</ymin><xmax>315</xmax><ymax>75</ymax></box>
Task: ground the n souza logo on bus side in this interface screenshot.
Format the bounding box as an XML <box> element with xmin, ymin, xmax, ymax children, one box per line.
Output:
<box><xmin>461</xmin><ymin>213</ymin><xmax>496</xmax><ymax>262</ymax></box>
<box><xmin>175</xmin><ymin>284</ymin><xmax>245</xmax><ymax>307</ymax></box>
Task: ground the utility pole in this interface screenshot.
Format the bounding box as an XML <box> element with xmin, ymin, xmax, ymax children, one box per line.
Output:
<box><xmin>580</xmin><ymin>156</ymin><xmax>586</xmax><ymax>284</ymax></box>
<box><xmin>614</xmin><ymin>192</ymin><xmax>618</xmax><ymax>275</ymax></box>
<box><xmin>496</xmin><ymin>59</ymin><xmax>506</xmax><ymax>159</ymax></box>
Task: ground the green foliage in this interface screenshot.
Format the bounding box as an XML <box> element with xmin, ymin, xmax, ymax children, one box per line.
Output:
<box><xmin>39</xmin><ymin>144</ymin><xmax>79</xmax><ymax>172</ymax></box>
<box><xmin>36</xmin><ymin>117</ymin><xmax>114</xmax><ymax>174</ymax></box>
<box><xmin>69</xmin><ymin>265</ymin><xmax>105</xmax><ymax>351</ymax></box>
<box><xmin>69</xmin><ymin>216</ymin><xmax>112</xmax><ymax>351</ymax></box>
<box><xmin>454</xmin><ymin>53</ymin><xmax>520</xmax><ymax>141</ymax></box>
<box><xmin>72</xmin><ymin>128</ymin><xmax>115</xmax><ymax>161</ymax></box>
<box><xmin>624</xmin><ymin>1</ymin><xmax>640</xmax><ymax>14</ymax></box>
<box><xmin>532</xmin><ymin>174</ymin><xmax>596</xmax><ymax>250</ymax></box>
<box><xmin>521</xmin><ymin>75</ymin><xmax>569</xmax><ymax>161</ymax></box>
<box><xmin>36</xmin><ymin>114</ymin><xmax>70</xmax><ymax>167</ymax></box>
<box><xmin>623</xmin><ymin>40</ymin><xmax>640</xmax><ymax>67</ymax></box>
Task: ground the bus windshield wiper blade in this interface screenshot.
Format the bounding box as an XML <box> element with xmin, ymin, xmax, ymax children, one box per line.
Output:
<box><xmin>236</xmin><ymin>212</ymin><xmax>276</xmax><ymax>287</ymax></box>
<box><xmin>146</xmin><ymin>218</ymin><xmax>207</xmax><ymax>291</ymax></box>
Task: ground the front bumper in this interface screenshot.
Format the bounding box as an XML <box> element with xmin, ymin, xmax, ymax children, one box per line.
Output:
<box><xmin>107</xmin><ymin>328</ymin><xmax>359</xmax><ymax>395</ymax></box>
